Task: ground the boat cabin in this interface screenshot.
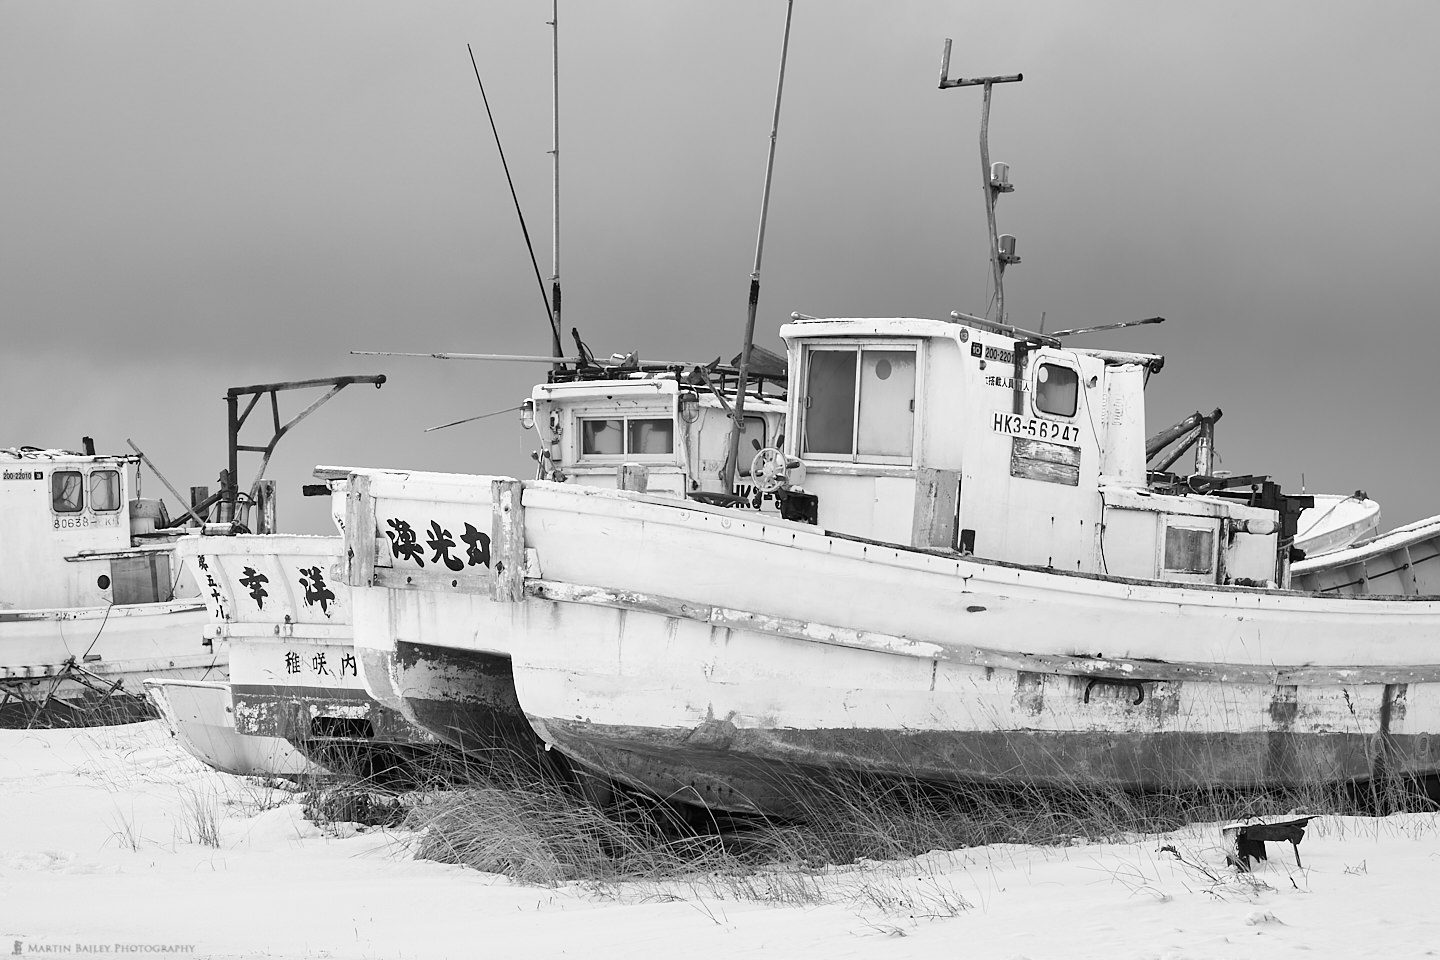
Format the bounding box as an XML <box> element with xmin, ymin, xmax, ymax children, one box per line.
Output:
<box><xmin>525</xmin><ymin>375</ymin><xmax>786</xmax><ymax>501</ymax></box>
<box><xmin>0</xmin><ymin>447</ymin><xmax>193</xmax><ymax>611</ymax></box>
<box><xmin>778</xmin><ymin>315</ymin><xmax>1285</xmax><ymax>586</ymax></box>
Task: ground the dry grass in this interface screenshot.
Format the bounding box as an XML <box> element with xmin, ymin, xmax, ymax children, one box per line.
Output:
<box><xmin>298</xmin><ymin>738</ymin><xmax>1439</xmax><ymax>911</ymax></box>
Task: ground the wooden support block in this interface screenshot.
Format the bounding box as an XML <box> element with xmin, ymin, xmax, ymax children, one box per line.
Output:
<box><xmin>343</xmin><ymin>473</ymin><xmax>374</xmax><ymax>588</ymax></box>
<box><xmin>491</xmin><ymin>478</ymin><xmax>525</xmax><ymax>602</ymax></box>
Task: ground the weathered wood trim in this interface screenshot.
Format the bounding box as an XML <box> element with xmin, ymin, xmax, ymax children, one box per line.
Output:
<box><xmin>619</xmin><ymin>463</ymin><xmax>649</xmax><ymax>492</ymax></box>
<box><xmin>343</xmin><ymin>473</ymin><xmax>374</xmax><ymax>588</ymax></box>
<box><xmin>1011</xmin><ymin>436</ymin><xmax>1080</xmax><ymax>486</ymax></box>
<box><xmin>373</xmin><ymin>565</ymin><xmax>497</xmax><ymax>594</ymax></box>
<box><xmin>525</xmin><ymin>578</ymin><xmax>1440</xmax><ymax>687</ymax></box>
<box><xmin>491</xmin><ymin>478</ymin><xmax>525</xmax><ymax>602</ymax></box>
<box><xmin>911</xmin><ymin>468</ymin><xmax>959</xmax><ymax>550</ymax></box>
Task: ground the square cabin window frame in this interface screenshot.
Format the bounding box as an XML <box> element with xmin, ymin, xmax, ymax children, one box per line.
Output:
<box><xmin>1030</xmin><ymin>358</ymin><xmax>1081</xmax><ymax>421</ymax></box>
<box><xmin>799</xmin><ymin>340</ymin><xmax>921</xmax><ymax>466</ymax></box>
<box><xmin>575</xmin><ymin>414</ymin><xmax>677</xmax><ymax>462</ymax></box>
<box><xmin>89</xmin><ymin>469</ymin><xmax>122</xmax><ymax>513</ymax></box>
<box><xmin>51</xmin><ymin>469</ymin><xmax>84</xmax><ymax>514</ymax></box>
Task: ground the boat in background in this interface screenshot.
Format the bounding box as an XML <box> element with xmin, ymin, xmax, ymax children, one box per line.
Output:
<box><xmin>1295</xmin><ymin>492</ymin><xmax>1382</xmax><ymax>559</ymax></box>
<box><xmin>1292</xmin><ymin>513</ymin><xmax>1440</xmax><ymax>597</ymax></box>
<box><xmin>1</xmin><ymin>445</ymin><xmax>218</xmax><ymax>726</ymax></box>
<box><xmin>144</xmin><ymin>678</ymin><xmax>320</xmax><ymax>778</ymax></box>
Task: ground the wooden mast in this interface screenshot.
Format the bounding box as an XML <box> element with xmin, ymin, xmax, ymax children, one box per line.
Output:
<box><xmin>723</xmin><ymin>0</ymin><xmax>795</xmax><ymax>494</ymax></box>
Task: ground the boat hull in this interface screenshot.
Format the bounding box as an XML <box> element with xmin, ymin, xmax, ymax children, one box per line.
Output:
<box><xmin>144</xmin><ymin>678</ymin><xmax>320</xmax><ymax>778</ymax></box>
<box><xmin>344</xmin><ymin>474</ymin><xmax>1440</xmax><ymax>814</ymax></box>
<box><xmin>0</xmin><ymin>601</ymin><xmax>220</xmax><ymax>725</ymax></box>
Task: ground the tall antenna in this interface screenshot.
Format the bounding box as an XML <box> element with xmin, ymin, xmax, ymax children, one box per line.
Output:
<box><xmin>723</xmin><ymin>0</ymin><xmax>795</xmax><ymax>493</ymax></box>
<box><xmin>548</xmin><ymin>0</ymin><xmax>564</xmax><ymax>365</ymax></box>
<box><xmin>938</xmin><ymin>39</ymin><xmax>1022</xmax><ymax>322</ymax></box>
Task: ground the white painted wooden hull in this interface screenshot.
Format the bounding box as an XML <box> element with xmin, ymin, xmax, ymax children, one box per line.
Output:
<box><xmin>0</xmin><ymin>600</ymin><xmax>221</xmax><ymax>722</ymax></box>
<box><xmin>144</xmin><ymin>678</ymin><xmax>321</xmax><ymax>778</ymax></box>
<box><xmin>174</xmin><ymin>535</ymin><xmax>424</xmax><ymax>746</ymax></box>
<box><xmin>343</xmin><ymin>472</ymin><xmax>1440</xmax><ymax>814</ymax></box>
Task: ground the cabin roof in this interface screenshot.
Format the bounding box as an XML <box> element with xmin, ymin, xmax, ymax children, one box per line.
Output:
<box><xmin>1</xmin><ymin>447</ymin><xmax>137</xmax><ymax>465</ymax></box>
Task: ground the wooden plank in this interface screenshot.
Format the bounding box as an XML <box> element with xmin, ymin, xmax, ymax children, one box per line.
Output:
<box><xmin>911</xmin><ymin>468</ymin><xmax>959</xmax><ymax>549</ymax></box>
<box><xmin>491</xmin><ymin>478</ymin><xmax>525</xmax><ymax>602</ymax></box>
<box><xmin>343</xmin><ymin>473</ymin><xmax>374</xmax><ymax>588</ymax></box>
<box><xmin>526</xmin><ymin>577</ymin><xmax>1440</xmax><ymax>687</ymax></box>
<box><xmin>373</xmin><ymin>565</ymin><xmax>497</xmax><ymax>594</ymax></box>
<box><xmin>1011</xmin><ymin>437</ymin><xmax>1080</xmax><ymax>486</ymax></box>
<box><xmin>619</xmin><ymin>463</ymin><xmax>649</xmax><ymax>493</ymax></box>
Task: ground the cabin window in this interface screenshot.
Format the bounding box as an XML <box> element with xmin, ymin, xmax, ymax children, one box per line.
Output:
<box><xmin>802</xmin><ymin>345</ymin><xmax>917</xmax><ymax>462</ymax></box>
<box><xmin>626</xmin><ymin>418</ymin><xmax>674</xmax><ymax>455</ymax></box>
<box><xmin>580</xmin><ymin>417</ymin><xmax>674</xmax><ymax>459</ymax></box>
<box><xmin>803</xmin><ymin>350</ymin><xmax>856</xmax><ymax>455</ymax></box>
<box><xmin>51</xmin><ymin>470</ymin><xmax>83</xmax><ymax>513</ymax></box>
<box><xmin>1163</xmin><ymin>525</ymin><xmax>1215</xmax><ymax>576</ymax></box>
<box><xmin>1035</xmin><ymin>363</ymin><xmax>1078</xmax><ymax>418</ymax></box>
<box><xmin>858</xmin><ymin>350</ymin><xmax>916</xmax><ymax>457</ymax></box>
<box><xmin>90</xmin><ymin>470</ymin><xmax>121</xmax><ymax>512</ymax></box>
<box><xmin>111</xmin><ymin>553</ymin><xmax>174</xmax><ymax>605</ymax></box>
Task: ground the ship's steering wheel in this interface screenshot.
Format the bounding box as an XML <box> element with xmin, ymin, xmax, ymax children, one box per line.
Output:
<box><xmin>749</xmin><ymin>447</ymin><xmax>789</xmax><ymax>494</ymax></box>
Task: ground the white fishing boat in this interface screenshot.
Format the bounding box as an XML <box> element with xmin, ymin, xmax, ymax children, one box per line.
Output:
<box><xmin>332</xmin><ymin>45</ymin><xmax>1440</xmax><ymax>815</ymax></box>
<box><xmin>0</xmin><ymin>445</ymin><xmax>217</xmax><ymax>724</ymax></box>
<box><xmin>170</xmin><ymin>530</ymin><xmax>433</xmax><ymax>770</ymax></box>
<box><xmin>338</xmin><ymin>365</ymin><xmax>786</xmax><ymax>758</ymax></box>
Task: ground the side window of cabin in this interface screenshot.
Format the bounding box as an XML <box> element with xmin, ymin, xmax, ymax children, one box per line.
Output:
<box><xmin>1035</xmin><ymin>362</ymin><xmax>1079</xmax><ymax>418</ymax></box>
<box><xmin>1163</xmin><ymin>525</ymin><xmax>1215</xmax><ymax>576</ymax></box>
<box><xmin>581</xmin><ymin>419</ymin><xmax>624</xmax><ymax>456</ymax></box>
<box><xmin>803</xmin><ymin>350</ymin><xmax>856</xmax><ymax>455</ymax></box>
<box><xmin>90</xmin><ymin>470</ymin><xmax>121</xmax><ymax>512</ymax></box>
<box><xmin>858</xmin><ymin>350</ymin><xmax>916</xmax><ymax>457</ymax></box>
<box><xmin>626</xmin><ymin>418</ymin><xmax>674</xmax><ymax>456</ymax></box>
<box><xmin>580</xmin><ymin>417</ymin><xmax>675</xmax><ymax>459</ymax></box>
<box><xmin>112</xmin><ymin>553</ymin><xmax>174</xmax><ymax>605</ymax></box>
<box><xmin>802</xmin><ymin>346</ymin><xmax>917</xmax><ymax>462</ymax></box>
<box><xmin>52</xmin><ymin>470</ymin><xmax>83</xmax><ymax>513</ymax></box>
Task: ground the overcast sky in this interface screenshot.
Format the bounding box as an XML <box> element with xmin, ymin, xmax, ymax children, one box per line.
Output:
<box><xmin>4</xmin><ymin>1</ymin><xmax>1438</xmax><ymax>534</ymax></box>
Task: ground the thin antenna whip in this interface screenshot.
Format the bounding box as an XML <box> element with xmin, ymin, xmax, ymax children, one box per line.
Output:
<box><xmin>467</xmin><ymin>44</ymin><xmax>561</xmax><ymax>355</ymax></box>
<box><xmin>723</xmin><ymin>0</ymin><xmax>795</xmax><ymax>493</ymax></box>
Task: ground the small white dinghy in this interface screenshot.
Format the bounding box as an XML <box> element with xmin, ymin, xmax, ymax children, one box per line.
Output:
<box><xmin>144</xmin><ymin>678</ymin><xmax>321</xmax><ymax>778</ymax></box>
<box><xmin>1294</xmin><ymin>492</ymin><xmax>1382</xmax><ymax>559</ymax></box>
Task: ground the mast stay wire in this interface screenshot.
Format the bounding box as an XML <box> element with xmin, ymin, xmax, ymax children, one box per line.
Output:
<box><xmin>466</xmin><ymin>44</ymin><xmax>560</xmax><ymax>351</ymax></box>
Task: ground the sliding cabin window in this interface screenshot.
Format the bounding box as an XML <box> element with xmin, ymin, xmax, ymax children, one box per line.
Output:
<box><xmin>1034</xmin><ymin>362</ymin><xmax>1079</xmax><ymax>418</ymax></box>
<box><xmin>801</xmin><ymin>345</ymin><xmax>917</xmax><ymax>464</ymax></box>
<box><xmin>89</xmin><ymin>470</ymin><xmax>121</xmax><ymax>512</ymax></box>
<box><xmin>579</xmin><ymin>417</ymin><xmax>675</xmax><ymax>460</ymax></box>
<box><xmin>51</xmin><ymin>470</ymin><xmax>84</xmax><ymax>513</ymax></box>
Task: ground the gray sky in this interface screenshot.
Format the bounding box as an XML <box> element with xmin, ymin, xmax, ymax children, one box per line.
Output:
<box><xmin>4</xmin><ymin>1</ymin><xmax>1438</xmax><ymax>534</ymax></box>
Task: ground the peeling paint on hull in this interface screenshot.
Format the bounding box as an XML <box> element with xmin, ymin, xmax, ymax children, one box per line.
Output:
<box><xmin>389</xmin><ymin>641</ymin><xmax>549</xmax><ymax>763</ymax></box>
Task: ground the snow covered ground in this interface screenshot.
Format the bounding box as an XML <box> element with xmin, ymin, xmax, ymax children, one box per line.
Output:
<box><xmin>3</xmin><ymin>722</ymin><xmax>1438</xmax><ymax>960</ymax></box>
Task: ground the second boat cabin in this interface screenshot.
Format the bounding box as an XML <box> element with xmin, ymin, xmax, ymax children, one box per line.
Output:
<box><xmin>778</xmin><ymin>315</ymin><xmax>1284</xmax><ymax>587</ymax></box>
<box><xmin>524</xmin><ymin>376</ymin><xmax>786</xmax><ymax>501</ymax></box>
<box><xmin>0</xmin><ymin>447</ymin><xmax>196</xmax><ymax>611</ymax></box>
